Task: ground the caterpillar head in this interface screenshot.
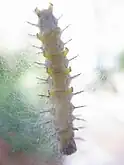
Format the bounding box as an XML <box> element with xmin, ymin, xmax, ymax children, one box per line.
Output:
<box><xmin>35</xmin><ymin>3</ymin><xmax>58</xmax><ymax>34</ymax></box>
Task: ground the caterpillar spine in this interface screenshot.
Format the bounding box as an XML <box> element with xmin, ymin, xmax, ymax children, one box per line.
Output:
<box><xmin>30</xmin><ymin>3</ymin><xmax>85</xmax><ymax>155</ymax></box>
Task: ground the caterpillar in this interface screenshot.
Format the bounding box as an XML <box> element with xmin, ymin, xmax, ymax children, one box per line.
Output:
<box><xmin>28</xmin><ymin>2</ymin><xmax>85</xmax><ymax>156</ymax></box>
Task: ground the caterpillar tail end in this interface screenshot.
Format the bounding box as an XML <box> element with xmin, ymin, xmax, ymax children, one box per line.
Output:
<box><xmin>61</xmin><ymin>138</ymin><xmax>77</xmax><ymax>155</ymax></box>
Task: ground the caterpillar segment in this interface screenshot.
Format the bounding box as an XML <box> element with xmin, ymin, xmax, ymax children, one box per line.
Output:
<box><xmin>30</xmin><ymin>3</ymin><xmax>85</xmax><ymax>155</ymax></box>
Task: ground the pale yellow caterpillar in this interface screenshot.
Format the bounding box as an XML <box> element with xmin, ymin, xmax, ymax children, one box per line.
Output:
<box><xmin>28</xmin><ymin>3</ymin><xmax>85</xmax><ymax>155</ymax></box>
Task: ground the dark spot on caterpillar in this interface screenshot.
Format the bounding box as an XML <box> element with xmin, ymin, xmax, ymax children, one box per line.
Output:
<box><xmin>61</xmin><ymin>138</ymin><xmax>77</xmax><ymax>155</ymax></box>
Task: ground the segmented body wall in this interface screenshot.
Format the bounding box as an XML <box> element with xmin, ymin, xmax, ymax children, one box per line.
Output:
<box><xmin>30</xmin><ymin>3</ymin><xmax>84</xmax><ymax>155</ymax></box>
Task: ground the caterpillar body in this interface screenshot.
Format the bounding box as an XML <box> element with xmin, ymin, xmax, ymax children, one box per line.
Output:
<box><xmin>30</xmin><ymin>3</ymin><xmax>85</xmax><ymax>156</ymax></box>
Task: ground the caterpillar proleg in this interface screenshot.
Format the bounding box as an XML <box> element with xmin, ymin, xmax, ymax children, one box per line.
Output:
<box><xmin>30</xmin><ymin>2</ymin><xmax>85</xmax><ymax>155</ymax></box>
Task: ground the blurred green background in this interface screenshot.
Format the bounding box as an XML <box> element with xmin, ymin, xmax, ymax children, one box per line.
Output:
<box><xmin>0</xmin><ymin>49</ymin><xmax>59</xmax><ymax>160</ymax></box>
